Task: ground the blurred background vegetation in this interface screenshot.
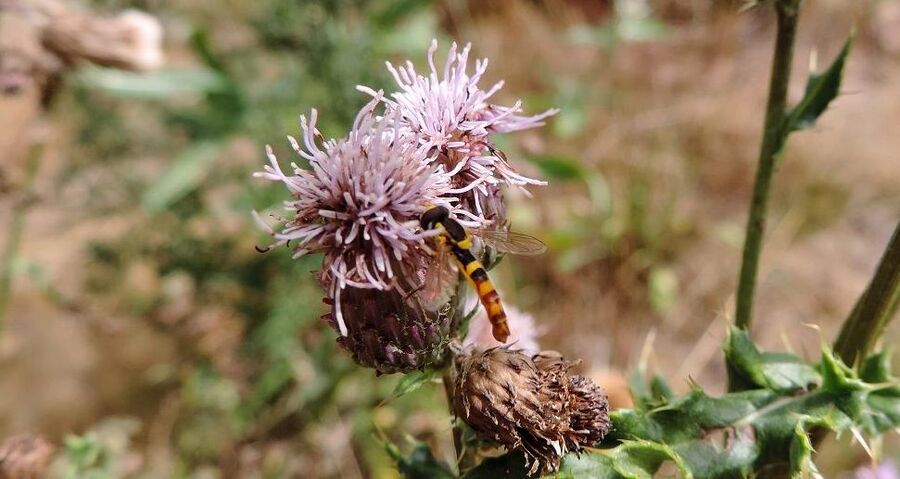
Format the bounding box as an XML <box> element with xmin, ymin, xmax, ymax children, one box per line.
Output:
<box><xmin>0</xmin><ymin>0</ymin><xmax>898</xmax><ymax>477</ymax></box>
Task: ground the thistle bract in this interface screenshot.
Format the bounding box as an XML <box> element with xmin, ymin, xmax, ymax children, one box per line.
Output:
<box><xmin>323</xmin><ymin>287</ymin><xmax>451</xmax><ymax>374</ymax></box>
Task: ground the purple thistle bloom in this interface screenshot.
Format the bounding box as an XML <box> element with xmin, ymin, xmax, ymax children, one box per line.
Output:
<box><xmin>358</xmin><ymin>39</ymin><xmax>557</xmax><ymax>225</ymax></box>
<box><xmin>254</xmin><ymin>95</ymin><xmax>454</xmax><ymax>336</ymax></box>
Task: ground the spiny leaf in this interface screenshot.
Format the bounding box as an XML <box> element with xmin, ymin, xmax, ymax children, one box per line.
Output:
<box><xmin>725</xmin><ymin>326</ymin><xmax>818</xmax><ymax>393</ymax></box>
<box><xmin>785</xmin><ymin>34</ymin><xmax>854</xmax><ymax>132</ymax></box>
<box><xmin>789</xmin><ymin>417</ymin><xmax>829</xmax><ymax>479</ymax></box>
<box><xmin>818</xmin><ymin>346</ymin><xmax>864</xmax><ymax>393</ymax></box>
<box><xmin>555</xmin><ymin>441</ymin><xmax>691</xmax><ymax>479</ymax></box>
<box><xmin>859</xmin><ymin>351</ymin><xmax>893</xmax><ymax>383</ymax></box>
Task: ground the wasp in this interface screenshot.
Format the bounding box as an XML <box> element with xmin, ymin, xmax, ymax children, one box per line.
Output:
<box><xmin>418</xmin><ymin>205</ymin><xmax>546</xmax><ymax>342</ymax></box>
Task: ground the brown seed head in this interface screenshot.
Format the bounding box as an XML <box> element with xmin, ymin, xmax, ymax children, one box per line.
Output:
<box><xmin>452</xmin><ymin>348</ymin><xmax>611</xmax><ymax>475</ymax></box>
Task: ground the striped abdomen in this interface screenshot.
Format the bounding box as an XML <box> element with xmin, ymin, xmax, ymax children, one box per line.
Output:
<box><xmin>451</xmin><ymin>246</ymin><xmax>509</xmax><ymax>342</ymax></box>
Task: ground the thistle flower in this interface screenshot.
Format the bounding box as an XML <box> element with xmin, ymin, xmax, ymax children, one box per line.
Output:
<box><xmin>255</xmin><ymin>96</ymin><xmax>454</xmax><ymax>336</ymax></box>
<box><xmin>358</xmin><ymin>40</ymin><xmax>556</xmax><ymax>225</ymax></box>
<box><xmin>452</xmin><ymin>348</ymin><xmax>611</xmax><ymax>475</ymax></box>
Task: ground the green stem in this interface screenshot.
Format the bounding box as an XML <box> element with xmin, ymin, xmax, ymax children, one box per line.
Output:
<box><xmin>442</xmin><ymin>369</ymin><xmax>465</xmax><ymax>469</ymax></box>
<box><xmin>735</xmin><ymin>0</ymin><xmax>801</xmax><ymax>331</ymax></box>
<box><xmin>834</xmin><ymin>221</ymin><xmax>900</xmax><ymax>367</ymax></box>
<box><xmin>0</xmin><ymin>141</ymin><xmax>43</xmax><ymax>331</ymax></box>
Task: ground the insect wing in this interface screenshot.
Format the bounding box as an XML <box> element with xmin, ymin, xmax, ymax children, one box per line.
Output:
<box><xmin>471</xmin><ymin>228</ymin><xmax>547</xmax><ymax>256</ymax></box>
<box><xmin>419</xmin><ymin>247</ymin><xmax>458</xmax><ymax>311</ymax></box>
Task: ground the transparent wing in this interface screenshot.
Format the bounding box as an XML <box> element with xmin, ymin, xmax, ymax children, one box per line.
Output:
<box><xmin>418</xmin><ymin>246</ymin><xmax>459</xmax><ymax>311</ymax></box>
<box><xmin>471</xmin><ymin>228</ymin><xmax>547</xmax><ymax>256</ymax></box>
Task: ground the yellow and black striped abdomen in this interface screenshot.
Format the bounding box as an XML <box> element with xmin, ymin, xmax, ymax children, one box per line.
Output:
<box><xmin>451</xmin><ymin>245</ymin><xmax>510</xmax><ymax>342</ymax></box>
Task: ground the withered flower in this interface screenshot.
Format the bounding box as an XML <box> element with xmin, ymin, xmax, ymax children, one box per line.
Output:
<box><xmin>452</xmin><ymin>348</ymin><xmax>611</xmax><ymax>475</ymax></box>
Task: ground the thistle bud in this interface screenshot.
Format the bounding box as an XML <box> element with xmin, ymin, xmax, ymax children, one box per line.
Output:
<box><xmin>452</xmin><ymin>348</ymin><xmax>611</xmax><ymax>475</ymax></box>
<box><xmin>323</xmin><ymin>287</ymin><xmax>451</xmax><ymax>375</ymax></box>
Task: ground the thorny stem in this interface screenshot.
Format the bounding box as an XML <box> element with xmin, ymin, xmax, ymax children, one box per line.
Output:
<box><xmin>735</xmin><ymin>0</ymin><xmax>801</xmax><ymax>331</ymax></box>
<box><xmin>834</xmin><ymin>221</ymin><xmax>900</xmax><ymax>367</ymax></box>
<box><xmin>0</xmin><ymin>141</ymin><xmax>43</xmax><ymax>332</ymax></box>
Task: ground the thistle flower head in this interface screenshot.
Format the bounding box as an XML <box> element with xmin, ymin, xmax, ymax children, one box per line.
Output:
<box><xmin>359</xmin><ymin>39</ymin><xmax>557</xmax><ymax>225</ymax></box>
<box><xmin>255</xmin><ymin>96</ymin><xmax>453</xmax><ymax>335</ymax></box>
<box><xmin>452</xmin><ymin>348</ymin><xmax>611</xmax><ymax>475</ymax></box>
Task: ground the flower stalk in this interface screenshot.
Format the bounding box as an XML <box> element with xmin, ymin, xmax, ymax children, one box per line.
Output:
<box><xmin>735</xmin><ymin>0</ymin><xmax>801</xmax><ymax>331</ymax></box>
<box><xmin>834</xmin><ymin>221</ymin><xmax>900</xmax><ymax>367</ymax></box>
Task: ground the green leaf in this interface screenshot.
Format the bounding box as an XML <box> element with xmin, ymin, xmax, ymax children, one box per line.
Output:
<box><xmin>789</xmin><ymin>417</ymin><xmax>826</xmax><ymax>479</ymax></box>
<box><xmin>627</xmin><ymin>368</ymin><xmax>673</xmax><ymax>412</ymax></box>
<box><xmin>785</xmin><ymin>35</ymin><xmax>854</xmax><ymax>132</ymax></box>
<box><xmin>391</xmin><ymin>369</ymin><xmax>438</xmax><ymax>398</ymax></box>
<box><xmin>388</xmin><ymin>442</ymin><xmax>456</xmax><ymax>479</ymax></box>
<box><xmin>859</xmin><ymin>350</ymin><xmax>893</xmax><ymax>383</ymax></box>
<box><xmin>557</xmin><ymin>441</ymin><xmax>691</xmax><ymax>479</ymax></box>
<box><xmin>75</xmin><ymin>67</ymin><xmax>229</xmax><ymax>100</ymax></box>
<box><xmin>818</xmin><ymin>346</ymin><xmax>863</xmax><ymax>393</ymax></box>
<box><xmin>141</xmin><ymin>141</ymin><xmax>223</xmax><ymax>214</ymax></box>
<box><xmin>725</xmin><ymin>326</ymin><xmax>818</xmax><ymax>393</ymax></box>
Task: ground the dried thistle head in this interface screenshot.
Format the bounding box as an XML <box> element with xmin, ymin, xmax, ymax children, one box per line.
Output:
<box><xmin>533</xmin><ymin>352</ymin><xmax>612</xmax><ymax>451</ymax></box>
<box><xmin>452</xmin><ymin>348</ymin><xmax>611</xmax><ymax>475</ymax></box>
<box><xmin>323</xmin><ymin>286</ymin><xmax>451</xmax><ymax>374</ymax></box>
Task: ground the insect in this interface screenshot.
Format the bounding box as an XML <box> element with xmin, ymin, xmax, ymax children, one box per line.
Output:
<box><xmin>418</xmin><ymin>205</ymin><xmax>546</xmax><ymax>342</ymax></box>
